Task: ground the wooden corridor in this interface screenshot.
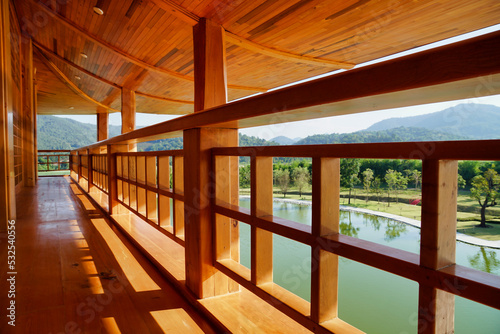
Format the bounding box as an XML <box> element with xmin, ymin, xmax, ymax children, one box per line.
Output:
<box><xmin>0</xmin><ymin>177</ymin><xmax>218</xmax><ymax>334</ymax></box>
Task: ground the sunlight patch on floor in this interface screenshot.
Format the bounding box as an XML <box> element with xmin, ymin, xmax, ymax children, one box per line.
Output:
<box><xmin>150</xmin><ymin>309</ymin><xmax>204</xmax><ymax>333</ymax></box>
<box><xmin>91</xmin><ymin>218</ymin><xmax>160</xmax><ymax>292</ymax></box>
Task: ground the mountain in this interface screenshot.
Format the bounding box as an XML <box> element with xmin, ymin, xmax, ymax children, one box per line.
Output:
<box><xmin>295</xmin><ymin>127</ymin><xmax>469</xmax><ymax>145</ymax></box>
<box><xmin>141</xmin><ymin>133</ymin><xmax>278</xmax><ymax>151</ymax></box>
<box><xmin>366</xmin><ymin>103</ymin><xmax>500</xmax><ymax>139</ymax></box>
<box><xmin>37</xmin><ymin>115</ymin><xmax>121</xmax><ymax>149</ymax></box>
<box><xmin>270</xmin><ymin>136</ymin><xmax>301</xmax><ymax>145</ymax></box>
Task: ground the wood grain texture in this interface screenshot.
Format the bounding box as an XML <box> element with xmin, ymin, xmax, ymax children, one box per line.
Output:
<box><xmin>0</xmin><ymin>177</ymin><xmax>218</xmax><ymax>334</ymax></box>
<box><xmin>76</xmin><ymin>30</ymin><xmax>500</xmax><ymax>149</ymax></box>
<box><xmin>418</xmin><ymin>160</ymin><xmax>458</xmax><ymax>334</ymax></box>
<box><xmin>311</xmin><ymin>158</ymin><xmax>340</xmax><ymax>323</ymax></box>
<box><xmin>97</xmin><ymin>109</ymin><xmax>109</xmax><ymax>141</ymax></box>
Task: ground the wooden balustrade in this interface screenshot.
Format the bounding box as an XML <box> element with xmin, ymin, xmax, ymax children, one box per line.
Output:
<box><xmin>69</xmin><ymin>139</ymin><xmax>500</xmax><ymax>333</ymax></box>
<box><xmin>37</xmin><ymin>150</ymin><xmax>70</xmax><ymax>175</ymax></box>
<box><xmin>113</xmin><ymin>150</ymin><xmax>184</xmax><ymax>244</ymax></box>
<box><xmin>211</xmin><ymin>142</ymin><xmax>500</xmax><ymax>333</ymax></box>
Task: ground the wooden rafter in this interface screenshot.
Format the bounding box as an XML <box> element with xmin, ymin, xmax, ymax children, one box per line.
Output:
<box><xmin>150</xmin><ymin>0</ymin><xmax>355</xmax><ymax>69</ymax></box>
<box><xmin>33</xmin><ymin>41</ymin><xmax>194</xmax><ymax>106</ymax></box>
<box><xmin>30</xmin><ymin>0</ymin><xmax>267</xmax><ymax>93</ymax></box>
<box><xmin>224</xmin><ymin>33</ymin><xmax>354</xmax><ymax>69</ymax></box>
<box><xmin>33</xmin><ymin>47</ymin><xmax>121</xmax><ymax>112</ymax></box>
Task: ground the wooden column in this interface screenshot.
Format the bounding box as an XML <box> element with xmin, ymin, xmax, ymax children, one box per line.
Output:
<box><xmin>33</xmin><ymin>82</ymin><xmax>38</xmax><ymax>183</ymax></box>
<box><xmin>418</xmin><ymin>159</ymin><xmax>457</xmax><ymax>334</ymax></box>
<box><xmin>311</xmin><ymin>158</ymin><xmax>340</xmax><ymax>323</ymax></box>
<box><xmin>97</xmin><ymin>107</ymin><xmax>109</xmax><ymax>141</ymax></box>
<box><xmin>184</xmin><ymin>18</ymin><xmax>237</xmax><ymax>298</ymax></box>
<box><xmin>0</xmin><ymin>0</ymin><xmax>16</xmax><ymax>228</ymax></box>
<box><xmin>22</xmin><ymin>38</ymin><xmax>36</xmax><ymax>187</ymax></box>
<box><xmin>121</xmin><ymin>88</ymin><xmax>136</xmax><ymax>152</ymax></box>
<box><xmin>121</xmin><ymin>88</ymin><xmax>135</xmax><ymax>134</ymax></box>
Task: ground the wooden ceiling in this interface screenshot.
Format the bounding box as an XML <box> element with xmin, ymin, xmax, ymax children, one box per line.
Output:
<box><xmin>14</xmin><ymin>0</ymin><xmax>500</xmax><ymax>115</ymax></box>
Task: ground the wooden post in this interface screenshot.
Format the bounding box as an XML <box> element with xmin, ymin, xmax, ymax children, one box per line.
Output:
<box><xmin>97</xmin><ymin>108</ymin><xmax>109</xmax><ymax>141</ymax></box>
<box><xmin>418</xmin><ymin>159</ymin><xmax>457</xmax><ymax>334</ymax></box>
<box><xmin>183</xmin><ymin>18</ymin><xmax>237</xmax><ymax>298</ymax></box>
<box><xmin>0</xmin><ymin>0</ymin><xmax>16</xmax><ymax>228</ymax></box>
<box><xmin>107</xmin><ymin>144</ymin><xmax>128</xmax><ymax>215</ymax></box>
<box><xmin>311</xmin><ymin>158</ymin><xmax>340</xmax><ymax>323</ymax></box>
<box><xmin>250</xmin><ymin>156</ymin><xmax>273</xmax><ymax>285</ymax></box>
<box><xmin>22</xmin><ymin>38</ymin><xmax>36</xmax><ymax>187</ymax></box>
<box><xmin>173</xmin><ymin>155</ymin><xmax>184</xmax><ymax>237</ymax></box>
<box><xmin>87</xmin><ymin>150</ymin><xmax>93</xmax><ymax>193</ymax></box>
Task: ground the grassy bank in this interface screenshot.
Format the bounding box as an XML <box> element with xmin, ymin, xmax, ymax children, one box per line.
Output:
<box><xmin>239</xmin><ymin>187</ymin><xmax>500</xmax><ymax>241</ymax></box>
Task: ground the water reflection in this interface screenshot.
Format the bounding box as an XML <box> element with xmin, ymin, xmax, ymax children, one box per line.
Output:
<box><xmin>469</xmin><ymin>247</ymin><xmax>500</xmax><ymax>274</ymax></box>
<box><xmin>384</xmin><ymin>220</ymin><xmax>408</xmax><ymax>241</ymax></box>
<box><xmin>340</xmin><ymin>211</ymin><xmax>359</xmax><ymax>237</ymax></box>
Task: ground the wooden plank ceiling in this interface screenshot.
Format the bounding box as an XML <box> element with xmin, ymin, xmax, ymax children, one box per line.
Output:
<box><xmin>14</xmin><ymin>0</ymin><xmax>500</xmax><ymax>115</ymax></box>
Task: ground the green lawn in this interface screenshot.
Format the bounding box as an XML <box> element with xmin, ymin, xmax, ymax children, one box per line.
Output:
<box><xmin>38</xmin><ymin>170</ymin><xmax>70</xmax><ymax>176</ymax></box>
<box><xmin>240</xmin><ymin>187</ymin><xmax>500</xmax><ymax>241</ymax></box>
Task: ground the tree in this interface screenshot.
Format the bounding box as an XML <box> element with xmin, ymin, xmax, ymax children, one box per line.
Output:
<box><xmin>457</xmin><ymin>174</ymin><xmax>466</xmax><ymax>189</ymax></box>
<box><xmin>239</xmin><ymin>165</ymin><xmax>251</xmax><ymax>188</ymax></box>
<box><xmin>395</xmin><ymin>173</ymin><xmax>408</xmax><ymax>203</ymax></box>
<box><xmin>385</xmin><ymin>169</ymin><xmax>407</xmax><ymax>206</ymax></box>
<box><xmin>292</xmin><ymin>167</ymin><xmax>310</xmax><ymax>197</ymax></box>
<box><xmin>371</xmin><ymin>177</ymin><xmax>382</xmax><ymax>204</ymax></box>
<box><xmin>411</xmin><ymin>170</ymin><xmax>421</xmax><ymax>189</ymax></box>
<box><xmin>274</xmin><ymin>169</ymin><xmax>291</xmax><ymax>198</ymax></box>
<box><xmin>385</xmin><ymin>169</ymin><xmax>398</xmax><ymax>207</ymax></box>
<box><xmin>362</xmin><ymin>168</ymin><xmax>374</xmax><ymax>202</ymax></box>
<box><xmin>470</xmin><ymin>168</ymin><xmax>500</xmax><ymax>227</ymax></box>
<box><xmin>340</xmin><ymin>159</ymin><xmax>360</xmax><ymax>204</ymax></box>
<box><xmin>458</xmin><ymin>160</ymin><xmax>480</xmax><ymax>187</ymax></box>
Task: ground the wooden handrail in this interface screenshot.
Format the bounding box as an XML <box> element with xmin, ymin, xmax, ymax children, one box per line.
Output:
<box><xmin>212</xmin><ymin>140</ymin><xmax>500</xmax><ymax>161</ymax></box>
<box><xmin>73</xmin><ymin>30</ymin><xmax>500</xmax><ymax>150</ymax></box>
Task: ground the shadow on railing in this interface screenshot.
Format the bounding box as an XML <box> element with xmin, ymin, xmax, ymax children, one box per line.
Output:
<box><xmin>37</xmin><ymin>150</ymin><xmax>70</xmax><ymax>176</ymax></box>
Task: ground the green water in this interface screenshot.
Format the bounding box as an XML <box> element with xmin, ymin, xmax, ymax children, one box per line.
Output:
<box><xmin>238</xmin><ymin>198</ymin><xmax>500</xmax><ymax>333</ymax></box>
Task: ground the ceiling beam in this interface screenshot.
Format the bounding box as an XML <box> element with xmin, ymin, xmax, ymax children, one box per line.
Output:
<box><xmin>30</xmin><ymin>0</ymin><xmax>267</xmax><ymax>93</ymax></box>
<box><xmin>34</xmin><ymin>47</ymin><xmax>121</xmax><ymax>112</ymax></box>
<box><xmin>151</xmin><ymin>0</ymin><xmax>354</xmax><ymax>69</ymax></box>
<box><xmin>224</xmin><ymin>33</ymin><xmax>354</xmax><ymax>69</ymax></box>
<box><xmin>33</xmin><ymin>41</ymin><xmax>194</xmax><ymax>106</ymax></box>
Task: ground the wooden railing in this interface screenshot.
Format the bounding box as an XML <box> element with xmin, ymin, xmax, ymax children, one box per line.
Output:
<box><xmin>212</xmin><ymin>141</ymin><xmax>500</xmax><ymax>332</ymax></box>
<box><xmin>37</xmin><ymin>150</ymin><xmax>70</xmax><ymax>174</ymax></box>
<box><xmin>69</xmin><ymin>140</ymin><xmax>500</xmax><ymax>333</ymax></box>
<box><xmin>68</xmin><ymin>31</ymin><xmax>500</xmax><ymax>333</ymax></box>
<box><xmin>115</xmin><ymin>151</ymin><xmax>185</xmax><ymax>244</ymax></box>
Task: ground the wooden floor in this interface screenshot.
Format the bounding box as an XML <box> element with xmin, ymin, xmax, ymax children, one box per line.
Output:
<box><xmin>0</xmin><ymin>177</ymin><xmax>217</xmax><ymax>334</ymax></box>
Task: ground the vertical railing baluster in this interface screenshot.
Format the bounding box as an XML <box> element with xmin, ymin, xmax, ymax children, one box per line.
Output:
<box><xmin>250</xmin><ymin>156</ymin><xmax>273</xmax><ymax>286</ymax></box>
<box><xmin>173</xmin><ymin>155</ymin><xmax>184</xmax><ymax>238</ymax></box>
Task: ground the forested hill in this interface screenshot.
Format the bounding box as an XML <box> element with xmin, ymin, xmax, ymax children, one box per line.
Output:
<box><xmin>37</xmin><ymin>115</ymin><xmax>278</xmax><ymax>150</ymax></box>
<box><xmin>38</xmin><ymin>115</ymin><xmax>470</xmax><ymax>151</ymax></box>
<box><xmin>37</xmin><ymin>115</ymin><xmax>121</xmax><ymax>150</ymax></box>
<box><xmin>366</xmin><ymin>103</ymin><xmax>500</xmax><ymax>139</ymax></box>
<box><xmin>295</xmin><ymin>126</ymin><xmax>469</xmax><ymax>145</ymax></box>
<box><xmin>141</xmin><ymin>133</ymin><xmax>278</xmax><ymax>151</ymax></box>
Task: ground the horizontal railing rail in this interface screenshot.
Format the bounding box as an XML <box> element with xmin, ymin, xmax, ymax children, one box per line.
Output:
<box><xmin>37</xmin><ymin>150</ymin><xmax>70</xmax><ymax>174</ymax></box>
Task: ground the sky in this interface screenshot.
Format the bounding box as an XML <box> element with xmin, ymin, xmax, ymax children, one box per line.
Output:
<box><xmin>55</xmin><ymin>24</ymin><xmax>500</xmax><ymax>140</ymax></box>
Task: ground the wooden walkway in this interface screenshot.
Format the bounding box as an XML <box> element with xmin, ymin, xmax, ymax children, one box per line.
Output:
<box><xmin>0</xmin><ymin>177</ymin><xmax>217</xmax><ymax>334</ymax></box>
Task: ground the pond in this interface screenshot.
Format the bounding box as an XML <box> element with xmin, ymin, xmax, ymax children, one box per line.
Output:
<box><xmin>238</xmin><ymin>198</ymin><xmax>500</xmax><ymax>333</ymax></box>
